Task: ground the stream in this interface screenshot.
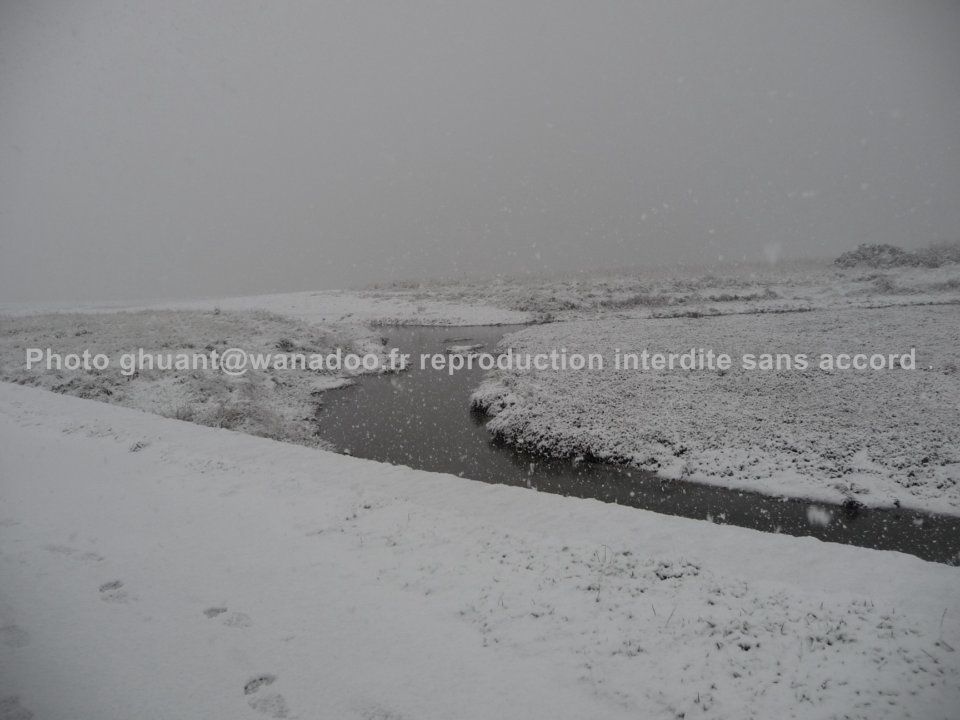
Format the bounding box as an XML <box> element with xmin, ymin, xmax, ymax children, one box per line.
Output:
<box><xmin>315</xmin><ymin>325</ymin><xmax>960</xmax><ymax>564</ymax></box>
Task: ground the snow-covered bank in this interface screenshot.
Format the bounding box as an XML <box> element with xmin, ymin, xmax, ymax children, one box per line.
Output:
<box><xmin>1</xmin><ymin>384</ymin><xmax>958</xmax><ymax>719</ymax></box>
<box><xmin>0</xmin><ymin>310</ymin><xmax>383</xmax><ymax>449</ymax></box>
<box><xmin>473</xmin><ymin>305</ymin><xmax>960</xmax><ymax>516</ymax></box>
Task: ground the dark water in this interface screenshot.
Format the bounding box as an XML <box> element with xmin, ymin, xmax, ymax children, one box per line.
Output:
<box><xmin>316</xmin><ymin>325</ymin><xmax>960</xmax><ymax>564</ymax></box>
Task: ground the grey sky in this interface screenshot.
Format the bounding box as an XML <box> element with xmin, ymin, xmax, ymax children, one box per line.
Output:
<box><xmin>1</xmin><ymin>1</ymin><xmax>959</xmax><ymax>302</ymax></box>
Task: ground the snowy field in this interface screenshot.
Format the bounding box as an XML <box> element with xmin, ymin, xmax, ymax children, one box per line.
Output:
<box><xmin>473</xmin><ymin>304</ymin><xmax>960</xmax><ymax>516</ymax></box>
<box><xmin>2</xmin><ymin>263</ymin><xmax>959</xmax><ymax>717</ymax></box>
<box><xmin>2</xmin><ymin>263</ymin><xmax>958</xmax><ymax>513</ymax></box>
<box><xmin>3</xmin><ymin>260</ymin><xmax>958</xmax><ymax>327</ymax></box>
<box><xmin>0</xmin><ymin>310</ymin><xmax>384</xmax><ymax>449</ymax></box>
<box><xmin>367</xmin><ymin>260</ymin><xmax>960</xmax><ymax>322</ymax></box>
<box><xmin>1</xmin><ymin>383</ymin><xmax>958</xmax><ymax>720</ymax></box>
<box><xmin>0</xmin><ymin>288</ymin><xmax>532</xmax><ymax>326</ymax></box>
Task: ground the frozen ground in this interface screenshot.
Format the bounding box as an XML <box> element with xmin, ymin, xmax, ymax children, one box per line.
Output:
<box><xmin>472</xmin><ymin>304</ymin><xmax>960</xmax><ymax>515</ymax></box>
<box><xmin>368</xmin><ymin>259</ymin><xmax>960</xmax><ymax>321</ymax></box>
<box><xmin>3</xmin><ymin>260</ymin><xmax>958</xmax><ymax>327</ymax></box>
<box><xmin>0</xmin><ymin>288</ymin><xmax>532</xmax><ymax>326</ymax></box>
<box><xmin>1</xmin><ymin>383</ymin><xmax>958</xmax><ymax>720</ymax></box>
<box><xmin>0</xmin><ymin>310</ymin><xmax>384</xmax><ymax>448</ymax></box>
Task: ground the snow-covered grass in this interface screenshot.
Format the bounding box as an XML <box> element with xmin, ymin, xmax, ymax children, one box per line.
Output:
<box><xmin>3</xmin><ymin>263</ymin><xmax>958</xmax><ymax>508</ymax></box>
<box><xmin>472</xmin><ymin>304</ymin><xmax>960</xmax><ymax>515</ymax></box>
<box><xmin>3</xmin><ymin>263</ymin><xmax>958</xmax><ymax>511</ymax></box>
<box><xmin>4</xmin><ymin>261</ymin><xmax>957</xmax><ymax>328</ymax></box>
<box><xmin>1</xmin><ymin>383</ymin><xmax>958</xmax><ymax>719</ymax></box>
<box><xmin>0</xmin><ymin>288</ymin><xmax>533</xmax><ymax>326</ymax></box>
<box><xmin>2</xmin><ymin>267</ymin><xmax>960</xmax><ymax>717</ymax></box>
<box><xmin>369</xmin><ymin>259</ymin><xmax>960</xmax><ymax>321</ymax></box>
<box><xmin>0</xmin><ymin>309</ymin><xmax>383</xmax><ymax>448</ymax></box>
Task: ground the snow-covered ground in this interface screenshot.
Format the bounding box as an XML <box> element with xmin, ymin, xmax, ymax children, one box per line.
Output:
<box><xmin>3</xmin><ymin>260</ymin><xmax>958</xmax><ymax>327</ymax></box>
<box><xmin>2</xmin><ymin>263</ymin><xmax>958</xmax><ymax>514</ymax></box>
<box><xmin>0</xmin><ymin>288</ymin><xmax>532</xmax><ymax>326</ymax></box>
<box><xmin>0</xmin><ymin>310</ymin><xmax>384</xmax><ymax>449</ymax></box>
<box><xmin>367</xmin><ymin>260</ymin><xmax>960</xmax><ymax>322</ymax></box>
<box><xmin>473</xmin><ymin>304</ymin><xmax>960</xmax><ymax>515</ymax></box>
<box><xmin>1</xmin><ymin>383</ymin><xmax>958</xmax><ymax>720</ymax></box>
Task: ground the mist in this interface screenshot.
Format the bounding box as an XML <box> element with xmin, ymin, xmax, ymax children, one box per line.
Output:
<box><xmin>1</xmin><ymin>0</ymin><xmax>959</xmax><ymax>302</ymax></box>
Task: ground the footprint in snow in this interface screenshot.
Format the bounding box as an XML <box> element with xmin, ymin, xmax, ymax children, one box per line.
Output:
<box><xmin>98</xmin><ymin>580</ymin><xmax>129</xmax><ymax>603</ymax></box>
<box><xmin>244</xmin><ymin>675</ymin><xmax>289</xmax><ymax>718</ymax></box>
<box><xmin>244</xmin><ymin>675</ymin><xmax>277</xmax><ymax>695</ymax></box>
<box><xmin>203</xmin><ymin>606</ymin><xmax>252</xmax><ymax>627</ymax></box>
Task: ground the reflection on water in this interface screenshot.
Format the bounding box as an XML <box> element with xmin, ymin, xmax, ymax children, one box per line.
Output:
<box><xmin>316</xmin><ymin>325</ymin><xmax>960</xmax><ymax>564</ymax></box>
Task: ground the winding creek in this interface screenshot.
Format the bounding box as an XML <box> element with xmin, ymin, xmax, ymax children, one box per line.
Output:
<box><xmin>316</xmin><ymin>325</ymin><xmax>960</xmax><ymax>564</ymax></box>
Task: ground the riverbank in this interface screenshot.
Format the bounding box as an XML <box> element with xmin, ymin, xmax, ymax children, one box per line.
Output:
<box><xmin>472</xmin><ymin>304</ymin><xmax>960</xmax><ymax>516</ymax></box>
<box><xmin>315</xmin><ymin>324</ymin><xmax>960</xmax><ymax>562</ymax></box>
<box><xmin>0</xmin><ymin>309</ymin><xmax>385</xmax><ymax>449</ymax></box>
<box><xmin>1</xmin><ymin>383</ymin><xmax>958</xmax><ymax>719</ymax></box>
<box><xmin>4</xmin><ymin>264</ymin><xmax>958</xmax><ymax>516</ymax></box>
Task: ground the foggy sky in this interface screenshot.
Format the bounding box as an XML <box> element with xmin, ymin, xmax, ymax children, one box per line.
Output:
<box><xmin>1</xmin><ymin>1</ymin><xmax>959</xmax><ymax>302</ymax></box>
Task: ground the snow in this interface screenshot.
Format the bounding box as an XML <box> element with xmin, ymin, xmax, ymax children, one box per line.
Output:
<box><xmin>806</xmin><ymin>506</ymin><xmax>833</xmax><ymax>528</ymax></box>
<box><xmin>359</xmin><ymin>260</ymin><xmax>960</xmax><ymax>323</ymax></box>
<box><xmin>1</xmin><ymin>383</ymin><xmax>958</xmax><ymax>719</ymax></box>
<box><xmin>0</xmin><ymin>288</ymin><xmax>532</xmax><ymax>326</ymax></box>
<box><xmin>3</xmin><ymin>264</ymin><xmax>959</xmax><ymax>517</ymax></box>
<box><xmin>472</xmin><ymin>304</ymin><xmax>960</xmax><ymax>515</ymax></box>
<box><xmin>308</xmin><ymin>376</ymin><xmax>355</xmax><ymax>393</ymax></box>
<box><xmin>0</xmin><ymin>310</ymin><xmax>383</xmax><ymax>449</ymax></box>
<box><xmin>445</xmin><ymin>343</ymin><xmax>485</xmax><ymax>356</ymax></box>
<box><xmin>4</xmin><ymin>261</ymin><xmax>957</xmax><ymax>328</ymax></box>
